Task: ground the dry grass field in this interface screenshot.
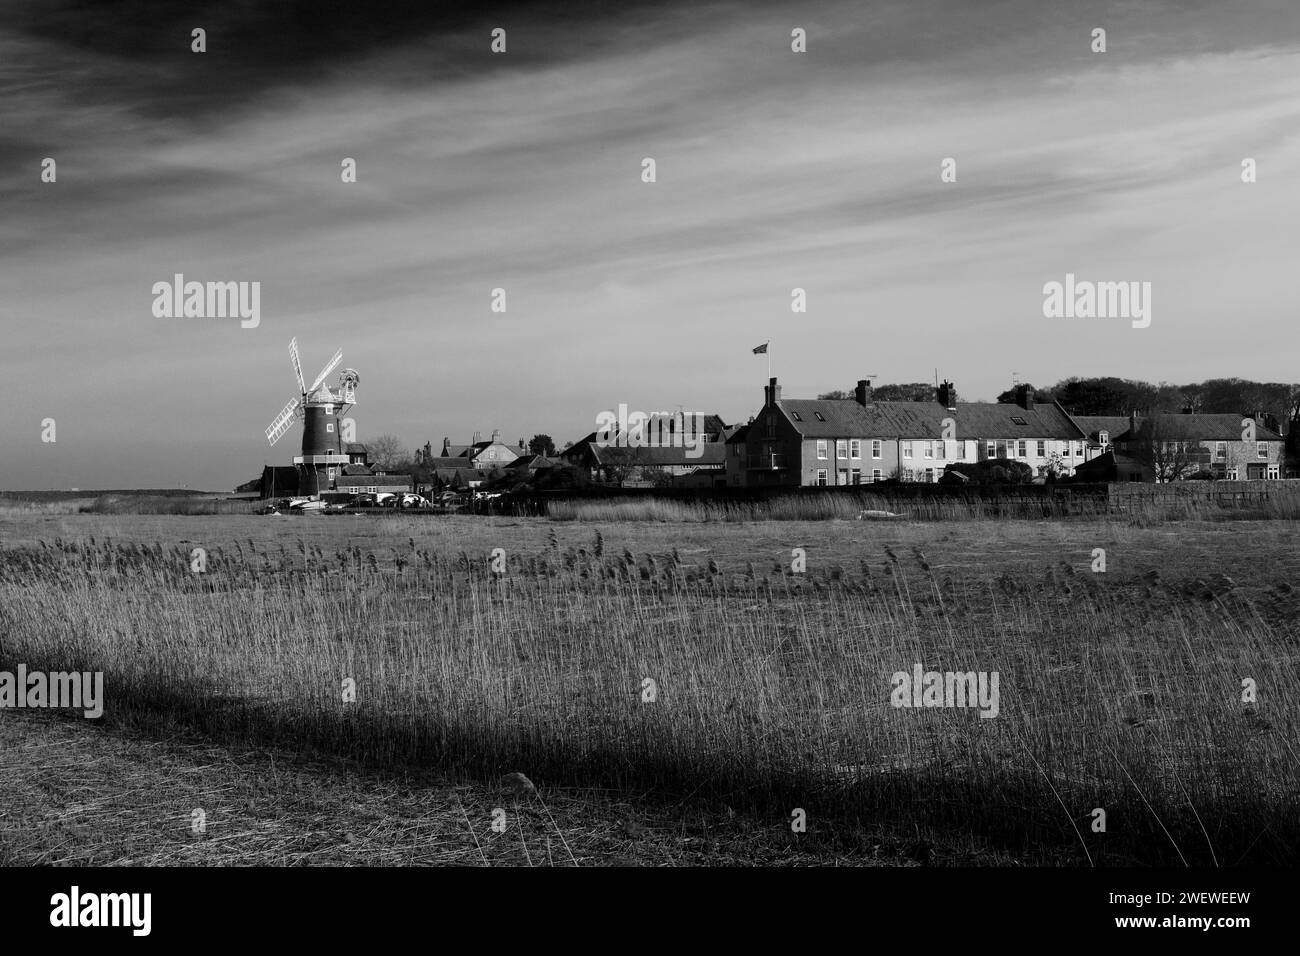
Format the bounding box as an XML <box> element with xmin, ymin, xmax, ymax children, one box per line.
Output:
<box><xmin>1</xmin><ymin>510</ymin><xmax>1297</xmax><ymax>866</ymax></box>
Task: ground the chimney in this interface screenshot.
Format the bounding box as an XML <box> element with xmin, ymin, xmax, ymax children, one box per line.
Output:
<box><xmin>441</xmin><ymin>436</ymin><xmax>450</xmax><ymax>456</ymax></box>
<box><xmin>1016</xmin><ymin>384</ymin><xmax>1035</xmax><ymax>410</ymax></box>
<box><xmin>518</xmin><ymin>437</ymin><xmax>525</xmax><ymax>450</ymax></box>
<box><xmin>937</xmin><ymin>380</ymin><xmax>957</xmax><ymax>411</ymax></box>
<box><xmin>765</xmin><ymin>376</ymin><xmax>781</xmax><ymax>408</ymax></box>
<box><xmin>472</xmin><ymin>430</ymin><xmax>481</xmax><ymax>444</ymax></box>
<box><xmin>854</xmin><ymin>379</ymin><xmax>873</xmax><ymax>406</ymax></box>
<box><xmin>1129</xmin><ymin>410</ymin><xmax>1138</xmax><ymax>432</ymax></box>
<box><xmin>491</xmin><ymin>428</ymin><xmax>500</xmax><ymax>443</ymax></box>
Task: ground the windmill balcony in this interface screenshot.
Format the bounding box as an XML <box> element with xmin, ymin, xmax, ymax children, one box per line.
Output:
<box><xmin>747</xmin><ymin>453</ymin><xmax>788</xmax><ymax>470</ymax></box>
<box><xmin>294</xmin><ymin>454</ymin><xmax>352</xmax><ymax>465</ymax></box>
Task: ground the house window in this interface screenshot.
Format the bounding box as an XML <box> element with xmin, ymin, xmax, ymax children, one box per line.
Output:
<box><xmin>816</xmin><ymin>469</ymin><xmax>828</xmax><ymax>486</ymax></box>
<box><xmin>1257</xmin><ymin>442</ymin><xmax>1268</xmax><ymax>459</ymax></box>
<box><xmin>1036</xmin><ymin>440</ymin><xmax>1046</xmax><ymax>457</ymax></box>
<box><xmin>817</xmin><ymin>440</ymin><xmax>827</xmax><ymax>460</ymax></box>
<box><xmin>851</xmin><ymin>468</ymin><xmax>861</xmax><ymax>484</ymax></box>
<box><xmin>1098</xmin><ymin>431</ymin><xmax>1109</xmax><ymax>447</ymax></box>
<box><xmin>872</xmin><ymin>468</ymin><xmax>883</xmax><ymax>482</ymax></box>
<box><xmin>791</xmin><ymin>412</ymin><xmax>802</xmax><ymax>422</ymax></box>
<box><xmin>923</xmin><ymin>442</ymin><xmax>934</xmax><ymax>459</ymax></box>
<box><xmin>924</xmin><ymin>468</ymin><xmax>934</xmax><ymax>483</ymax></box>
<box><xmin>903</xmin><ymin>441</ymin><xmax>913</xmax><ymax>459</ymax></box>
<box><xmin>1011</xmin><ymin>416</ymin><xmax>1028</xmax><ymax>426</ymax></box>
<box><xmin>814</xmin><ymin>412</ymin><xmax>826</xmax><ymax>422</ymax></box>
<box><xmin>1060</xmin><ymin>441</ymin><xmax>1070</xmax><ymax>455</ymax></box>
<box><xmin>850</xmin><ymin>439</ymin><xmax>862</xmax><ymax>459</ymax></box>
<box><xmin>326</xmin><ymin>423</ymin><xmax>334</xmax><ymax>433</ymax></box>
<box><xmin>1268</xmin><ymin>466</ymin><xmax>1279</xmax><ymax>480</ymax></box>
<box><xmin>836</xmin><ymin>440</ymin><xmax>848</xmax><ymax>459</ymax></box>
<box><xmin>1228</xmin><ymin>468</ymin><xmax>1238</xmax><ymax>481</ymax></box>
<box><xmin>1216</xmin><ymin>441</ymin><xmax>1226</xmax><ymax>458</ymax></box>
<box><xmin>1017</xmin><ymin>440</ymin><xmax>1027</xmax><ymax>457</ymax></box>
<box><xmin>871</xmin><ymin>440</ymin><xmax>882</xmax><ymax>459</ymax></box>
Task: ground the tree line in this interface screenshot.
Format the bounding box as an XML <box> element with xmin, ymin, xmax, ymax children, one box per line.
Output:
<box><xmin>822</xmin><ymin>377</ymin><xmax>1299</xmax><ymax>429</ymax></box>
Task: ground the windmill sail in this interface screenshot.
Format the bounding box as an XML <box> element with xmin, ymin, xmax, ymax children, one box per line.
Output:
<box><xmin>289</xmin><ymin>337</ymin><xmax>306</xmax><ymax>395</ymax></box>
<box><xmin>265</xmin><ymin>397</ymin><xmax>300</xmax><ymax>445</ymax></box>
<box><xmin>308</xmin><ymin>349</ymin><xmax>344</xmax><ymax>393</ymax></box>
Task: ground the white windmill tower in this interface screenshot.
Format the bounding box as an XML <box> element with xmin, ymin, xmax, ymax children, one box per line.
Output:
<box><xmin>265</xmin><ymin>337</ymin><xmax>361</xmax><ymax>495</ymax></box>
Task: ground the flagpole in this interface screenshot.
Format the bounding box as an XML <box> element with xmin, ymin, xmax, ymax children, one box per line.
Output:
<box><xmin>767</xmin><ymin>340</ymin><xmax>771</xmax><ymax>380</ymax></box>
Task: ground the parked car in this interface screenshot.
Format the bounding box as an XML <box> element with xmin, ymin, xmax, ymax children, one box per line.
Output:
<box><xmin>398</xmin><ymin>493</ymin><xmax>427</xmax><ymax>509</ymax></box>
<box><xmin>289</xmin><ymin>497</ymin><xmax>325</xmax><ymax>512</ymax></box>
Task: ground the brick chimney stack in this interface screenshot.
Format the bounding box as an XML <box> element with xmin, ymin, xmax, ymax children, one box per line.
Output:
<box><xmin>1016</xmin><ymin>384</ymin><xmax>1035</xmax><ymax>410</ymax></box>
<box><xmin>441</xmin><ymin>436</ymin><xmax>451</xmax><ymax>456</ymax></box>
<box><xmin>937</xmin><ymin>380</ymin><xmax>957</xmax><ymax>411</ymax></box>
<box><xmin>855</xmin><ymin>379</ymin><xmax>873</xmax><ymax>406</ymax></box>
<box><xmin>764</xmin><ymin>376</ymin><xmax>782</xmax><ymax>408</ymax></box>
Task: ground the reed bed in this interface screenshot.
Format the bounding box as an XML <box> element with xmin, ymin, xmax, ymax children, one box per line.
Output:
<box><xmin>544</xmin><ymin>487</ymin><xmax>1300</xmax><ymax>523</ymax></box>
<box><xmin>1</xmin><ymin>518</ymin><xmax>1296</xmax><ymax>864</ymax></box>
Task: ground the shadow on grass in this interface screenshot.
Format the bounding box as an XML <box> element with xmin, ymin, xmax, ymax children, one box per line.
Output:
<box><xmin>52</xmin><ymin>671</ymin><xmax>1294</xmax><ymax>867</ymax></box>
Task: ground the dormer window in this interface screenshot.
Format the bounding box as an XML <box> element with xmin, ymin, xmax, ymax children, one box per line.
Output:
<box><xmin>1099</xmin><ymin>430</ymin><xmax>1109</xmax><ymax>446</ymax></box>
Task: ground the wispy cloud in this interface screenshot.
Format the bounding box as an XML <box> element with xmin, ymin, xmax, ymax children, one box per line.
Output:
<box><xmin>3</xmin><ymin>0</ymin><xmax>1298</xmax><ymax>487</ymax></box>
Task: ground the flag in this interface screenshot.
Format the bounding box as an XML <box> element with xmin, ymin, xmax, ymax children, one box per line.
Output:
<box><xmin>752</xmin><ymin>342</ymin><xmax>768</xmax><ymax>354</ymax></box>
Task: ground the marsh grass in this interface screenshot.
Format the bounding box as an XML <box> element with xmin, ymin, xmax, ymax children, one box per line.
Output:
<box><xmin>544</xmin><ymin>486</ymin><xmax>1300</xmax><ymax>523</ymax></box>
<box><xmin>1</xmin><ymin>517</ymin><xmax>1297</xmax><ymax>865</ymax></box>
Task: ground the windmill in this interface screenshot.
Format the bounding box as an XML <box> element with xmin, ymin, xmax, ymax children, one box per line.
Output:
<box><xmin>265</xmin><ymin>337</ymin><xmax>360</xmax><ymax>495</ymax></box>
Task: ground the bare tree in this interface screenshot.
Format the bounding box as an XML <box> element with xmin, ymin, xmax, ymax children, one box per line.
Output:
<box><xmin>366</xmin><ymin>434</ymin><xmax>408</xmax><ymax>472</ymax></box>
<box><xmin>1128</xmin><ymin>419</ymin><xmax>1200</xmax><ymax>482</ymax></box>
<box><xmin>528</xmin><ymin>434</ymin><xmax>557</xmax><ymax>457</ymax></box>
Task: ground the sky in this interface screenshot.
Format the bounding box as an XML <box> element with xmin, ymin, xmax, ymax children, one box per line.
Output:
<box><xmin>2</xmin><ymin>0</ymin><xmax>1298</xmax><ymax>489</ymax></box>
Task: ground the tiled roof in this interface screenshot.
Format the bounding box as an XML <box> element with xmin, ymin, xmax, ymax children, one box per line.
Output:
<box><xmin>1072</xmin><ymin>416</ymin><xmax>1132</xmax><ymax>443</ymax></box>
<box><xmin>506</xmin><ymin>454</ymin><xmax>558</xmax><ymax>469</ymax></box>
<box><xmin>777</xmin><ymin>399</ymin><xmax>1085</xmax><ymax>440</ymax></box>
<box><xmin>335</xmin><ymin>474</ymin><xmax>413</xmax><ymax>488</ymax></box>
<box><xmin>1115</xmin><ymin>414</ymin><xmax>1284</xmax><ymax>442</ymax></box>
<box><xmin>725</xmin><ymin>423</ymin><xmax>751</xmax><ymax>445</ymax></box>
<box><xmin>588</xmin><ymin>444</ymin><xmax>727</xmax><ymax>466</ymax></box>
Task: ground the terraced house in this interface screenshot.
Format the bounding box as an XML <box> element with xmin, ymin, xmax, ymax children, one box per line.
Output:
<box><xmin>733</xmin><ymin>378</ymin><xmax>1090</xmax><ymax>486</ymax></box>
<box><xmin>1106</xmin><ymin>412</ymin><xmax>1285</xmax><ymax>482</ymax></box>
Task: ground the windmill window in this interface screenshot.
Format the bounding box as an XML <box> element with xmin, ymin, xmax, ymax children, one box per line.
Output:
<box><xmin>326</xmin><ymin>423</ymin><xmax>334</xmax><ymax>433</ymax></box>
